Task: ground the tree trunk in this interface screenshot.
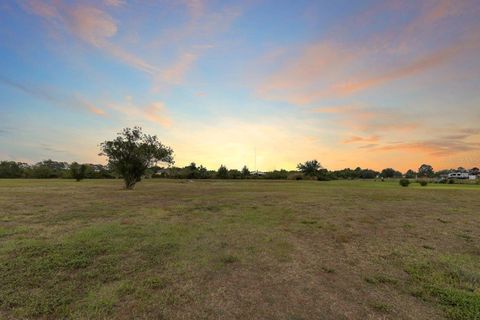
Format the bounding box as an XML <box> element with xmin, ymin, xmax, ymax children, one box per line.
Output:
<box><xmin>124</xmin><ymin>177</ymin><xmax>136</xmax><ymax>190</ymax></box>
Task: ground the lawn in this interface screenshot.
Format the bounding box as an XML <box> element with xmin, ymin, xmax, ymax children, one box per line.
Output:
<box><xmin>0</xmin><ymin>179</ymin><xmax>479</xmax><ymax>319</ymax></box>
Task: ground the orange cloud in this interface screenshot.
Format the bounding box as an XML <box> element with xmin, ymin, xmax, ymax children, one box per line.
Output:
<box><xmin>256</xmin><ymin>43</ymin><xmax>357</xmax><ymax>105</ymax></box>
<box><xmin>330</xmin><ymin>43</ymin><xmax>465</xmax><ymax>96</ymax></box>
<box><xmin>106</xmin><ymin>99</ymin><xmax>172</xmax><ymax>128</ymax></box>
<box><xmin>343</xmin><ymin>135</ymin><xmax>380</xmax><ymax>144</ymax></box>
<box><xmin>312</xmin><ymin>105</ymin><xmax>360</xmax><ymax>114</ymax></box>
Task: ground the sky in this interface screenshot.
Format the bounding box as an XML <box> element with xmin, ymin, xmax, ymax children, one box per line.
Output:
<box><xmin>0</xmin><ymin>0</ymin><xmax>479</xmax><ymax>172</ymax></box>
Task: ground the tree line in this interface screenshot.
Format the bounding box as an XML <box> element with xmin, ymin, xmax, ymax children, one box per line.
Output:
<box><xmin>1</xmin><ymin>127</ymin><xmax>478</xmax><ymax>189</ymax></box>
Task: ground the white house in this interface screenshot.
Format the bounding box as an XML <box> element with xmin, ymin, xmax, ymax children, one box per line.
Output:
<box><xmin>448</xmin><ymin>172</ymin><xmax>470</xmax><ymax>179</ymax></box>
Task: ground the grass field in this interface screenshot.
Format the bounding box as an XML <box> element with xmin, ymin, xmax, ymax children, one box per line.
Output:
<box><xmin>0</xmin><ymin>179</ymin><xmax>479</xmax><ymax>319</ymax></box>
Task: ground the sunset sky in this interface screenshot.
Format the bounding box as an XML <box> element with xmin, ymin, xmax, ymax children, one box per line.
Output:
<box><xmin>1</xmin><ymin>0</ymin><xmax>479</xmax><ymax>171</ymax></box>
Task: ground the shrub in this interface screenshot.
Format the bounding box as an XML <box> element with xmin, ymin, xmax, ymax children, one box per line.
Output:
<box><xmin>287</xmin><ymin>173</ymin><xmax>303</xmax><ymax>180</ymax></box>
<box><xmin>399</xmin><ymin>179</ymin><xmax>410</xmax><ymax>187</ymax></box>
<box><xmin>448</xmin><ymin>179</ymin><xmax>455</xmax><ymax>184</ymax></box>
<box><xmin>419</xmin><ymin>180</ymin><xmax>428</xmax><ymax>186</ymax></box>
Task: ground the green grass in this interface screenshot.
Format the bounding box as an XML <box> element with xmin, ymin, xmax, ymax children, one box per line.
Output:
<box><xmin>405</xmin><ymin>254</ymin><xmax>480</xmax><ymax>320</ymax></box>
<box><xmin>0</xmin><ymin>178</ymin><xmax>479</xmax><ymax>319</ymax></box>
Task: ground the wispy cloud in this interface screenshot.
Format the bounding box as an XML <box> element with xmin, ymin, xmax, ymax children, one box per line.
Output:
<box><xmin>343</xmin><ymin>135</ymin><xmax>380</xmax><ymax>144</ymax></box>
<box><xmin>0</xmin><ymin>76</ymin><xmax>105</xmax><ymax>116</ymax></box>
<box><xmin>157</xmin><ymin>52</ymin><xmax>197</xmax><ymax>86</ymax></box>
<box><xmin>20</xmin><ymin>0</ymin><xmax>242</xmax><ymax>88</ymax></box>
<box><xmin>106</xmin><ymin>99</ymin><xmax>172</xmax><ymax>128</ymax></box>
<box><xmin>104</xmin><ymin>0</ymin><xmax>126</xmax><ymax>7</ymax></box>
<box><xmin>255</xmin><ymin>0</ymin><xmax>480</xmax><ymax>105</ymax></box>
<box><xmin>40</xmin><ymin>143</ymin><xmax>67</xmax><ymax>153</ymax></box>
<box><xmin>329</xmin><ymin>42</ymin><xmax>468</xmax><ymax>96</ymax></box>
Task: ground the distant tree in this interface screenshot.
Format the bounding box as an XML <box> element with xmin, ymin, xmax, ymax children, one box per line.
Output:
<box><xmin>88</xmin><ymin>164</ymin><xmax>115</xmax><ymax>179</ymax></box>
<box><xmin>198</xmin><ymin>165</ymin><xmax>209</xmax><ymax>179</ymax></box>
<box><xmin>228</xmin><ymin>169</ymin><xmax>242</xmax><ymax>179</ymax></box>
<box><xmin>359</xmin><ymin>169</ymin><xmax>379</xmax><ymax>179</ymax></box>
<box><xmin>297</xmin><ymin>160</ymin><xmax>322</xmax><ymax>177</ymax></box>
<box><xmin>381</xmin><ymin>168</ymin><xmax>402</xmax><ymax>178</ymax></box>
<box><xmin>0</xmin><ymin>161</ymin><xmax>25</xmax><ymax>178</ymax></box>
<box><xmin>418</xmin><ymin>164</ymin><xmax>434</xmax><ymax>178</ymax></box>
<box><xmin>100</xmin><ymin>127</ymin><xmax>174</xmax><ymax>189</ymax></box>
<box><xmin>264</xmin><ymin>169</ymin><xmax>288</xmax><ymax>179</ymax></box>
<box><xmin>185</xmin><ymin>162</ymin><xmax>198</xmax><ymax>179</ymax></box>
<box><xmin>471</xmin><ymin>167</ymin><xmax>479</xmax><ymax>175</ymax></box>
<box><xmin>32</xmin><ymin>159</ymin><xmax>69</xmax><ymax>178</ymax></box>
<box><xmin>381</xmin><ymin>168</ymin><xmax>396</xmax><ymax>178</ymax></box>
<box><xmin>217</xmin><ymin>165</ymin><xmax>228</xmax><ymax>179</ymax></box>
<box><xmin>434</xmin><ymin>169</ymin><xmax>450</xmax><ymax>178</ymax></box>
<box><xmin>404</xmin><ymin>169</ymin><xmax>417</xmax><ymax>179</ymax></box>
<box><xmin>70</xmin><ymin>162</ymin><xmax>88</xmax><ymax>181</ymax></box>
<box><xmin>241</xmin><ymin>165</ymin><xmax>250</xmax><ymax>178</ymax></box>
<box><xmin>316</xmin><ymin>168</ymin><xmax>332</xmax><ymax>181</ymax></box>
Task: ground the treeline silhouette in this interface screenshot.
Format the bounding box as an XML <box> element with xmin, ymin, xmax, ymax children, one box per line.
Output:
<box><xmin>2</xmin><ymin>159</ymin><xmax>477</xmax><ymax>181</ymax></box>
<box><xmin>0</xmin><ymin>159</ymin><xmax>381</xmax><ymax>180</ymax></box>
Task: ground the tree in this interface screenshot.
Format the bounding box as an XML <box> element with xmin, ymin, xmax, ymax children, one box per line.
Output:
<box><xmin>99</xmin><ymin>127</ymin><xmax>174</xmax><ymax>189</ymax></box>
<box><xmin>70</xmin><ymin>162</ymin><xmax>88</xmax><ymax>181</ymax></box>
<box><xmin>185</xmin><ymin>162</ymin><xmax>198</xmax><ymax>179</ymax></box>
<box><xmin>405</xmin><ymin>169</ymin><xmax>417</xmax><ymax>179</ymax></box>
<box><xmin>297</xmin><ymin>160</ymin><xmax>322</xmax><ymax>177</ymax></box>
<box><xmin>241</xmin><ymin>165</ymin><xmax>250</xmax><ymax>178</ymax></box>
<box><xmin>217</xmin><ymin>165</ymin><xmax>228</xmax><ymax>179</ymax></box>
<box><xmin>381</xmin><ymin>168</ymin><xmax>397</xmax><ymax>178</ymax></box>
<box><xmin>31</xmin><ymin>159</ymin><xmax>69</xmax><ymax>178</ymax></box>
<box><xmin>0</xmin><ymin>161</ymin><xmax>25</xmax><ymax>178</ymax></box>
<box><xmin>228</xmin><ymin>169</ymin><xmax>242</xmax><ymax>179</ymax></box>
<box><xmin>197</xmin><ymin>165</ymin><xmax>209</xmax><ymax>179</ymax></box>
<box><xmin>316</xmin><ymin>168</ymin><xmax>331</xmax><ymax>181</ymax></box>
<box><xmin>418</xmin><ymin>164</ymin><xmax>434</xmax><ymax>178</ymax></box>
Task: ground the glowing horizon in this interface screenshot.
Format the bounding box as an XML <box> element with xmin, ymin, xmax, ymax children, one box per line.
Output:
<box><xmin>1</xmin><ymin>0</ymin><xmax>479</xmax><ymax>172</ymax></box>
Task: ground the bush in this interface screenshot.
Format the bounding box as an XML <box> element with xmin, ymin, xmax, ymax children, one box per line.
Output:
<box><xmin>399</xmin><ymin>179</ymin><xmax>410</xmax><ymax>187</ymax></box>
<box><xmin>448</xmin><ymin>179</ymin><xmax>455</xmax><ymax>184</ymax></box>
<box><xmin>419</xmin><ymin>180</ymin><xmax>428</xmax><ymax>186</ymax></box>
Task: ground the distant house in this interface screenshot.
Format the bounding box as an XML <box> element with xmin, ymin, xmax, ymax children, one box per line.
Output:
<box><xmin>448</xmin><ymin>171</ymin><xmax>470</xmax><ymax>179</ymax></box>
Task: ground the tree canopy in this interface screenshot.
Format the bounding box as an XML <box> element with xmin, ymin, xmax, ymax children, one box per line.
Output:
<box><xmin>418</xmin><ymin>164</ymin><xmax>434</xmax><ymax>178</ymax></box>
<box><xmin>297</xmin><ymin>160</ymin><xmax>322</xmax><ymax>177</ymax></box>
<box><xmin>100</xmin><ymin>127</ymin><xmax>174</xmax><ymax>189</ymax></box>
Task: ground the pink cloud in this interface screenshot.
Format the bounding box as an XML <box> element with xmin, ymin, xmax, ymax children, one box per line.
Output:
<box><xmin>67</xmin><ymin>6</ymin><xmax>117</xmax><ymax>46</ymax></box>
<box><xmin>21</xmin><ymin>0</ymin><xmax>59</xmax><ymax>19</ymax></box>
<box><xmin>254</xmin><ymin>0</ymin><xmax>480</xmax><ymax>105</ymax></box>
<box><xmin>161</xmin><ymin>53</ymin><xmax>197</xmax><ymax>85</ymax></box>
<box><xmin>144</xmin><ymin>102</ymin><xmax>172</xmax><ymax>127</ymax></box>
<box><xmin>104</xmin><ymin>0</ymin><xmax>126</xmax><ymax>7</ymax></box>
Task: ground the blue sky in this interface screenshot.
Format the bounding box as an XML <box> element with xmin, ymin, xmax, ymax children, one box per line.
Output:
<box><xmin>0</xmin><ymin>0</ymin><xmax>479</xmax><ymax>171</ymax></box>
